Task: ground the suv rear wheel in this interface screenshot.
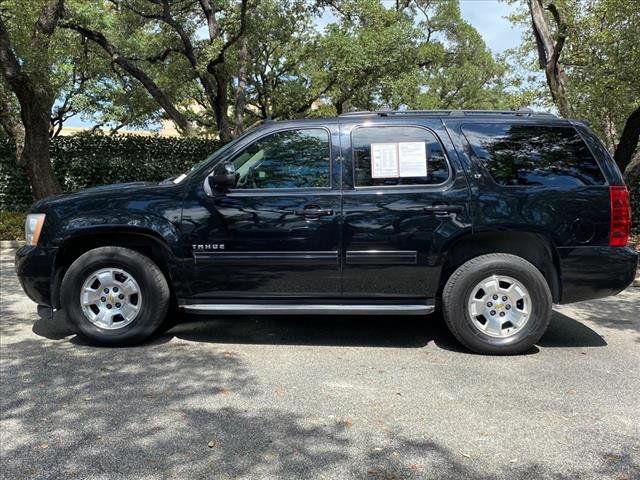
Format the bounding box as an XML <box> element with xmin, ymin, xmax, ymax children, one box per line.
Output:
<box><xmin>442</xmin><ymin>253</ymin><xmax>552</xmax><ymax>355</ymax></box>
<box><xmin>61</xmin><ymin>246</ymin><xmax>169</xmax><ymax>346</ymax></box>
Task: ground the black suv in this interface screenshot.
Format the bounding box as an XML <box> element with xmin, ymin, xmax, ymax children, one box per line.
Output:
<box><xmin>15</xmin><ymin>110</ymin><xmax>637</xmax><ymax>354</ymax></box>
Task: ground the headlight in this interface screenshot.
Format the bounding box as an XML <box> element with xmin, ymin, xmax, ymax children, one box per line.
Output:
<box><xmin>25</xmin><ymin>214</ymin><xmax>46</xmax><ymax>246</ymax></box>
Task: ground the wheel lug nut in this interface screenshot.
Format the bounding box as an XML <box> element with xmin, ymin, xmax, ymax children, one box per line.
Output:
<box><xmin>502</xmin><ymin>296</ymin><xmax>508</xmax><ymax>301</ymax></box>
<box><xmin>113</xmin><ymin>287</ymin><xmax>118</xmax><ymax>292</ymax></box>
<box><xmin>118</xmin><ymin>294</ymin><xmax>124</xmax><ymax>299</ymax></box>
<box><xmin>115</xmin><ymin>303</ymin><xmax>121</xmax><ymax>308</ymax></box>
<box><xmin>490</xmin><ymin>310</ymin><xmax>496</xmax><ymax>316</ymax></box>
<box><xmin>106</xmin><ymin>304</ymin><xmax>112</xmax><ymax>309</ymax></box>
<box><xmin>499</xmin><ymin>312</ymin><xmax>505</xmax><ymax>317</ymax></box>
<box><xmin>101</xmin><ymin>297</ymin><xmax>106</xmax><ymax>302</ymax></box>
<box><xmin>104</xmin><ymin>288</ymin><xmax>109</xmax><ymax>293</ymax></box>
<box><xmin>487</xmin><ymin>302</ymin><xmax>493</xmax><ymax>307</ymax></box>
<box><xmin>506</xmin><ymin>305</ymin><xmax>511</xmax><ymax>310</ymax></box>
<box><xmin>492</xmin><ymin>295</ymin><xmax>498</xmax><ymax>300</ymax></box>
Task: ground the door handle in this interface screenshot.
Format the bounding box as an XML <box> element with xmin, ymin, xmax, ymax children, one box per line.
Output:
<box><xmin>294</xmin><ymin>205</ymin><xmax>334</xmax><ymax>217</ymax></box>
<box><xmin>423</xmin><ymin>204</ymin><xmax>464</xmax><ymax>214</ymax></box>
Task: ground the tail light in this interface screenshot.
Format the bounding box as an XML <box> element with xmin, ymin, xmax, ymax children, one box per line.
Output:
<box><xmin>609</xmin><ymin>186</ymin><xmax>631</xmax><ymax>247</ymax></box>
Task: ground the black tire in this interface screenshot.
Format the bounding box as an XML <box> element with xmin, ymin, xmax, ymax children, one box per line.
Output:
<box><xmin>442</xmin><ymin>253</ymin><xmax>552</xmax><ymax>355</ymax></box>
<box><xmin>60</xmin><ymin>246</ymin><xmax>170</xmax><ymax>346</ymax></box>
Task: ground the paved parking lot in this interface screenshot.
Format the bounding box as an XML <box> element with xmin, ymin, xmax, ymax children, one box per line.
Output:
<box><xmin>1</xmin><ymin>246</ymin><xmax>639</xmax><ymax>479</ymax></box>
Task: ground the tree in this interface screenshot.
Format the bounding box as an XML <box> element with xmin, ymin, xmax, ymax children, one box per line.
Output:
<box><xmin>510</xmin><ymin>0</ymin><xmax>639</xmax><ymax>174</ymax></box>
<box><xmin>0</xmin><ymin>78</ymin><xmax>24</xmax><ymax>157</ymax></box>
<box><xmin>284</xmin><ymin>0</ymin><xmax>526</xmax><ymax>115</ymax></box>
<box><xmin>62</xmin><ymin>0</ymin><xmax>249</xmax><ymax>141</ymax></box>
<box><xmin>0</xmin><ymin>0</ymin><xmax>64</xmax><ymax>198</ymax></box>
<box><xmin>409</xmin><ymin>1</ymin><xmax>528</xmax><ymax>111</ymax></box>
<box><xmin>526</xmin><ymin>0</ymin><xmax>572</xmax><ymax>117</ymax></box>
<box><xmin>561</xmin><ymin>0</ymin><xmax>640</xmax><ymax>173</ymax></box>
<box><xmin>237</xmin><ymin>0</ymin><xmax>316</xmax><ymax>122</ymax></box>
<box><xmin>61</xmin><ymin>0</ymin><xmax>521</xmax><ymax>134</ymax></box>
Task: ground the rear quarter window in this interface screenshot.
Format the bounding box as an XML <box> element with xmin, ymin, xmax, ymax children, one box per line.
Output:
<box><xmin>461</xmin><ymin>123</ymin><xmax>606</xmax><ymax>187</ymax></box>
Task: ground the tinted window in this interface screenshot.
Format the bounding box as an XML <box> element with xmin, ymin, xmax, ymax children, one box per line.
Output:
<box><xmin>232</xmin><ymin>129</ymin><xmax>330</xmax><ymax>189</ymax></box>
<box><xmin>462</xmin><ymin>124</ymin><xmax>606</xmax><ymax>186</ymax></box>
<box><xmin>352</xmin><ymin>126</ymin><xmax>449</xmax><ymax>187</ymax></box>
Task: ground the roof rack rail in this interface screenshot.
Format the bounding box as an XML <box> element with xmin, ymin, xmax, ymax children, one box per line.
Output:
<box><xmin>338</xmin><ymin>109</ymin><xmax>556</xmax><ymax>118</ymax></box>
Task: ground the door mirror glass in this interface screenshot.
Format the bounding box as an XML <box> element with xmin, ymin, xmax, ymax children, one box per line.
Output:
<box><xmin>207</xmin><ymin>161</ymin><xmax>237</xmax><ymax>192</ymax></box>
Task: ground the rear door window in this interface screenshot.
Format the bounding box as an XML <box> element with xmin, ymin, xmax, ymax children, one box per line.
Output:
<box><xmin>352</xmin><ymin>126</ymin><xmax>450</xmax><ymax>187</ymax></box>
<box><xmin>461</xmin><ymin>123</ymin><xmax>606</xmax><ymax>187</ymax></box>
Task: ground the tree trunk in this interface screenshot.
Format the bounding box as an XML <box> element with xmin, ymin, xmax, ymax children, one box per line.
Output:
<box><xmin>212</xmin><ymin>67</ymin><xmax>232</xmax><ymax>142</ymax></box>
<box><xmin>625</xmin><ymin>151</ymin><xmax>640</xmax><ymax>180</ymax></box>
<box><xmin>614</xmin><ymin>106</ymin><xmax>640</xmax><ymax>175</ymax></box>
<box><xmin>21</xmin><ymin>99</ymin><xmax>61</xmax><ymax>198</ymax></box>
<box><xmin>602</xmin><ymin>113</ymin><xmax>618</xmax><ymax>152</ymax></box>
<box><xmin>0</xmin><ymin>4</ymin><xmax>63</xmax><ymax>199</ymax></box>
<box><xmin>0</xmin><ymin>87</ymin><xmax>26</xmax><ymax>162</ymax></box>
<box><xmin>527</xmin><ymin>0</ymin><xmax>573</xmax><ymax>118</ymax></box>
<box><xmin>234</xmin><ymin>36</ymin><xmax>248</xmax><ymax>137</ymax></box>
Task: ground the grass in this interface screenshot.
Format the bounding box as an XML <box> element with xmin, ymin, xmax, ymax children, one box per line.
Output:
<box><xmin>0</xmin><ymin>211</ymin><xmax>25</xmax><ymax>241</ymax></box>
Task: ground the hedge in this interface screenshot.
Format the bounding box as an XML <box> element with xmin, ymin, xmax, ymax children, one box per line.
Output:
<box><xmin>0</xmin><ymin>133</ymin><xmax>222</xmax><ymax>211</ymax></box>
<box><xmin>0</xmin><ymin>211</ymin><xmax>25</xmax><ymax>241</ymax></box>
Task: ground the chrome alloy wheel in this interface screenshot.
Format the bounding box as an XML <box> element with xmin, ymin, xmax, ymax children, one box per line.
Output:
<box><xmin>467</xmin><ymin>275</ymin><xmax>531</xmax><ymax>338</ymax></box>
<box><xmin>80</xmin><ymin>268</ymin><xmax>142</xmax><ymax>329</ymax></box>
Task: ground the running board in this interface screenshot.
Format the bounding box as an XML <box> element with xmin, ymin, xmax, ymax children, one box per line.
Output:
<box><xmin>181</xmin><ymin>304</ymin><xmax>434</xmax><ymax>316</ymax></box>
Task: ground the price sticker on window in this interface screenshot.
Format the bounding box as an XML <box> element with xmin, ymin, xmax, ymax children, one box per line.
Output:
<box><xmin>398</xmin><ymin>142</ymin><xmax>427</xmax><ymax>177</ymax></box>
<box><xmin>370</xmin><ymin>142</ymin><xmax>427</xmax><ymax>179</ymax></box>
<box><xmin>371</xmin><ymin>143</ymin><xmax>399</xmax><ymax>178</ymax></box>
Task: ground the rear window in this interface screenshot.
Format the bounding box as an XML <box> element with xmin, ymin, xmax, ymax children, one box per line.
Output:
<box><xmin>461</xmin><ymin>123</ymin><xmax>606</xmax><ymax>187</ymax></box>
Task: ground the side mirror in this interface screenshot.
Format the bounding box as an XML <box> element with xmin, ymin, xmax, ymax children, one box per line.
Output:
<box><xmin>207</xmin><ymin>161</ymin><xmax>236</xmax><ymax>192</ymax></box>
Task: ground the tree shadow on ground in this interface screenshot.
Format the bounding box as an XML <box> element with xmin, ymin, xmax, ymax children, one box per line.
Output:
<box><xmin>3</xmin><ymin>251</ymin><xmax>635</xmax><ymax>479</ymax></box>
<box><xmin>2</xmin><ymin>321</ymin><xmax>637</xmax><ymax>479</ymax></box>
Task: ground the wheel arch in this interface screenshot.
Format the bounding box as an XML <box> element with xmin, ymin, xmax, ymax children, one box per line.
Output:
<box><xmin>439</xmin><ymin>231</ymin><xmax>561</xmax><ymax>303</ymax></box>
<box><xmin>52</xmin><ymin>228</ymin><xmax>183</xmax><ymax>309</ymax></box>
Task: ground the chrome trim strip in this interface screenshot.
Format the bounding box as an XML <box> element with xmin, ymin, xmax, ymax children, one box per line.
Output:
<box><xmin>346</xmin><ymin>250</ymin><xmax>417</xmax><ymax>265</ymax></box>
<box><xmin>181</xmin><ymin>304</ymin><xmax>434</xmax><ymax>315</ymax></box>
<box><xmin>194</xmin><ymin>250</ymin><xmax>339</xmax><ymax>265</ymax></box>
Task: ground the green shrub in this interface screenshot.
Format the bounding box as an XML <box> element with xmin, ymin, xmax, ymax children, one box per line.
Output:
<box><xmin>0</xmin><ymin>211</ymin><xmax>25</xmax><ymax>241</ymax></box>
<box><xmin>0</xmin><ymin>133</ymin><xmax>222</xmax><ymax>211</ymax></box>
<box><xmin>0</xmin><ymin>138</ymin><xmax>32</xmax><ymax>211</ymax></box>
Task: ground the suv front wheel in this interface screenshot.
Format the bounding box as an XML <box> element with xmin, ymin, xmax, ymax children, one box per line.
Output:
<box><xmin>442</xmin><ymin>253</ymin><xmax>552</xmax><ymax>355</ymax></box>
<box><xmin>61</xmin><ymin>246</ymin><xmax>170</xmax><ymax>346</ymax></box>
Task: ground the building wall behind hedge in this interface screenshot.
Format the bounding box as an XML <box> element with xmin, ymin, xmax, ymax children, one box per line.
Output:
<box><xmin>0</xmin><ymin>134</ymin><xmax>221</xmax><ymax>211</ymax></box>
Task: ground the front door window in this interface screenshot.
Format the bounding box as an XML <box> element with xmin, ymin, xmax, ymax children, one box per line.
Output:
<box><xmin>232</xmin><ymin>129</ymin><xmax>331</xmax><ymax>189</ymax></box>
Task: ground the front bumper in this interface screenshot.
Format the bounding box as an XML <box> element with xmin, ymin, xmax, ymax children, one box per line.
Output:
<box><xmin>15</xmin><ymin>245</ymin><xmax>58</xmax><ymax>307</ymax></box>
<box><xmin>557</xmin><ymin>246</ymin><xmax>638</xmax><ymax>304</ymax></box>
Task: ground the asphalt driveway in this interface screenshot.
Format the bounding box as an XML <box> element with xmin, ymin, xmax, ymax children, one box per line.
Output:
<box><xmin>1</xmin><ymin>246</ymin><xmax>639</xmax><ymax>480</ymax></box>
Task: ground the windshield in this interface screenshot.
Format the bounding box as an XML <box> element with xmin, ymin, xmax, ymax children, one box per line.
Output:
<box><xmin>170</xmin><ymin>122</ymin><xmax>265</xmax><ymax>184</ymax></box>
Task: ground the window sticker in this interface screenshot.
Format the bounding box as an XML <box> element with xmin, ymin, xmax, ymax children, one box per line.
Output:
<box><xmin>371</xmin><ymin>143</ymin><xmax>399</xmax><ymax>178</ymax></box>
<box><xmin>398</xmin><ymin>142</ymin><xmax>427</xmax><ymax>177</ymax></box>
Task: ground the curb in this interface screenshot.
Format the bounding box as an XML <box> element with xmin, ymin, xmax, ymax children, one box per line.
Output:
<box><xmin>0</xmin><ymin>240</ymin><xmax>24</xmax><ymax>248</ymax></box>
